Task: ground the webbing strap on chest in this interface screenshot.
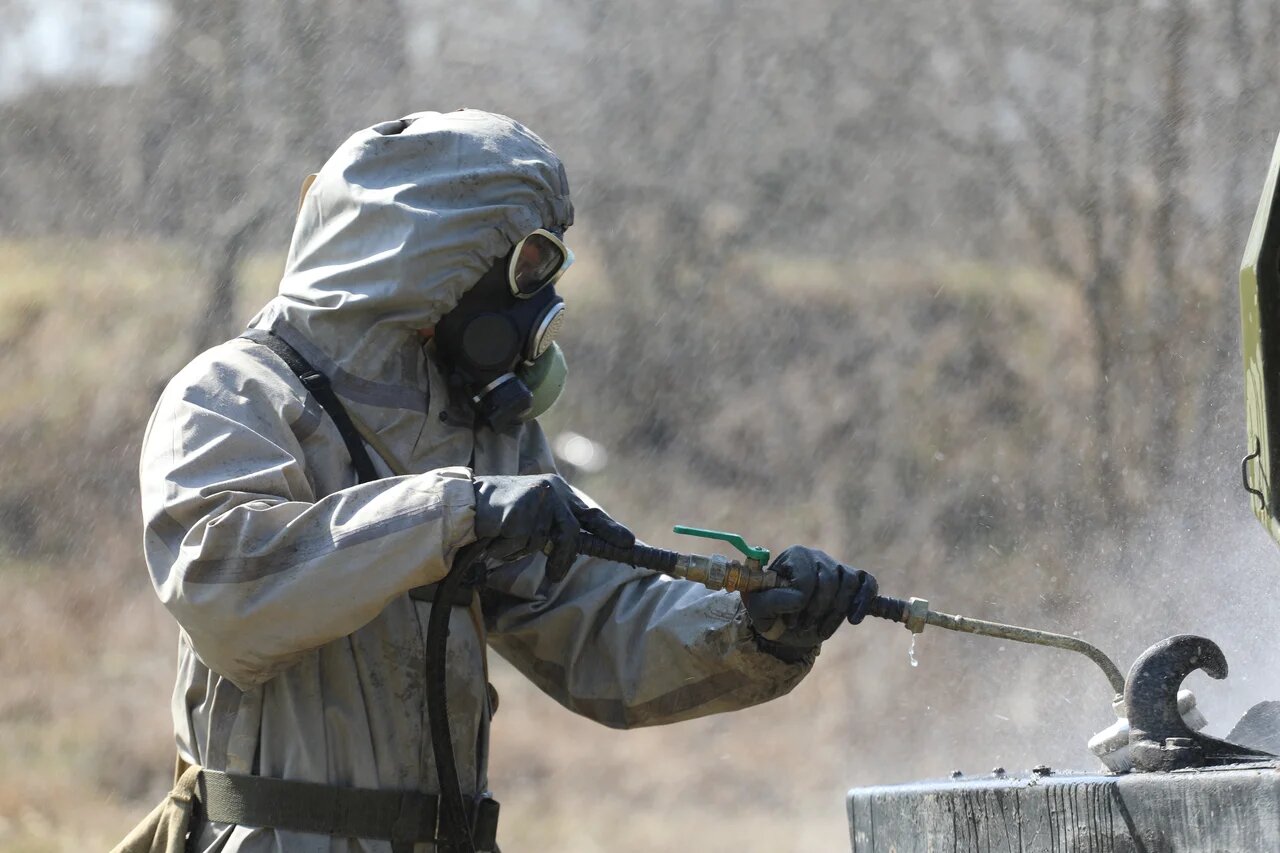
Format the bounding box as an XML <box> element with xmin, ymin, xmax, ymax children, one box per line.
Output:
<box><xmin>240</xmin><ymin>328</ymin><xmax>379</xmax><ymax>484</ymax></box>
<box><xmin>239</xmin><ymin>329</ymin><xmax>494</xmax><ymax>850</ymax></box>
<box><xmin>241</xmin><ymin>328</ymin><xmax>471</xmax><ymax>618</ymax></box>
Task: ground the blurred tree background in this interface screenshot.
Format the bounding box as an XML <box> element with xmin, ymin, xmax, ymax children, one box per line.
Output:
<box><xmin>3</xmin><ymin>0</ymin><xmax>1280</xmax><ymax>849</ymax></box>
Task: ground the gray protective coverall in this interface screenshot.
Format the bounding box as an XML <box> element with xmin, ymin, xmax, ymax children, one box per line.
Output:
<box><xmin>140</xmin><ymin>110</ymin><xmax>813</xmax><ymax>852</ymax></box>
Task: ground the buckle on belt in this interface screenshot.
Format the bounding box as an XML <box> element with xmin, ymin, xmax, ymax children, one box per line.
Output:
<box><xmin>436</xmin><ymin>793</ymin><xmax>499</xmax><ymax>852</ymax></box>
<box><xmin>472</xmin><ymin>794</ymin><xmax>500</xmax><ymax>851</ymax></box>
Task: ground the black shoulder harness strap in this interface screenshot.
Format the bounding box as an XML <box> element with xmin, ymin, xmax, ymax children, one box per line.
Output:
<box><xmin>241</xmin><ymin>328</ymin><xmax>380</xmax><ymax>484</ymax></box>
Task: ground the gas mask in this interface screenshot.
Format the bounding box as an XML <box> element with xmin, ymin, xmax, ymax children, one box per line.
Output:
<box><xmin>434</xmin><ymin>229</ymin><xmax>572</xmax><ymax>430</ymax></box>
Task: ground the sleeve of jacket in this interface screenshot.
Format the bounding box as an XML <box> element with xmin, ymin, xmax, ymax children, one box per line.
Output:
<box><xmin>481</xmin><ymin>547</ymin><xmax>815</xmax><ymax>730</ymax></box>
<box><xmin>139</xmin><ymin>342</ymin><xmax>476</xmax><ymax>691</ymax></box>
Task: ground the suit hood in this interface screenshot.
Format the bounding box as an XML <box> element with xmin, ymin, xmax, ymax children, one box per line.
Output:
<box><xmin>250</xmin><ymin>109</ymin><xmax>573</xmax><ymax>415</ymax></box>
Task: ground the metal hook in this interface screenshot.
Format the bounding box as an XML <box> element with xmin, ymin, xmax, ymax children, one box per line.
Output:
<box><xmin>1242</xmin><ymin>436</ymin><xmax>1266</xmax><ymax>510</ymax></box>
<box><xmin>1126</xmin><ymin>635</ymin><xmax>1275</xmax><ymax>772</ymax></box>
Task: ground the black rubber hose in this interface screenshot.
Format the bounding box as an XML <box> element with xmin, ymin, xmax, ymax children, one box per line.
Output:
<box><xmin>426</xmin><ymin>541</ymin><xmax>487</xmax><ymax>853</ymax></box>
<box><xmin>427</xmin><ymin>536</ymin><xmax>675</xmax><ymax>853</ymax></box>
<box><xmin>576</xmin><ymin>532</ymin><xmax>680</xmax><ymax>574</ymax></box>
<box><xmin>429</xmin><ymin>536</ymin><xmax>910</xmax><ymax>853</ymax></box>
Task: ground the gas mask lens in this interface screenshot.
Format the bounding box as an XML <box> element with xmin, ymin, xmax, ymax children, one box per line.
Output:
<box><xmin>509</xmin><ymin>229</ymin><xmax>574</xmax><ymax>297</ymax></box>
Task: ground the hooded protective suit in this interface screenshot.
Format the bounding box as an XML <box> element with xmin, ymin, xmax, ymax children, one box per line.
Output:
<box><xmin>140</xmin><ymin>110</ymin><xmax>812</xmax><ymax>852</ymax></box>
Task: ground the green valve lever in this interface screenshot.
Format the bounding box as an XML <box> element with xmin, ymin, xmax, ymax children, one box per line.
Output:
<box><xmin>673</xmin><ymin>526</ymin><xmax>771</xmax><ymax>568</ymax></box>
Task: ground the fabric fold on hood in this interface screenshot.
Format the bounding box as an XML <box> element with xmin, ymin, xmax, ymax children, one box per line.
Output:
<box><xmin>249</xmin><ymin>109</ymin><xmax>574</xmax><ymax>416</ymax></box>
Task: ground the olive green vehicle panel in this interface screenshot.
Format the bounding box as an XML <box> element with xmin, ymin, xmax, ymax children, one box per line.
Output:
<box><xmin>1240</xmin><ymin>132</ymin><xmax>1280</xmax><ymax>547</ymax></box>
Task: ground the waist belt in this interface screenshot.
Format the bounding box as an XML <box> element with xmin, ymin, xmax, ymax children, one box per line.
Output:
<box><xmin>195</xmin><ymin>770</ymin><xmax>498</xmax><ymax>852</ymax></box>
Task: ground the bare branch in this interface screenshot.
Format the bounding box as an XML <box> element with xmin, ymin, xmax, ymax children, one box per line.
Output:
<box><xmin>190</xmin><ymin>188</ymin><xmax>274</xmax><ymax>355</ymax></box>
<box><xmin>955</xmin><ymin>0</ymin><xmax>1087</xmax><ymax>205</ymax></box>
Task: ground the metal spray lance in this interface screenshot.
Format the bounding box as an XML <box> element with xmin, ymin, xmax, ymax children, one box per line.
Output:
<box><xmin>577</xmin><ymin>525</ymin><xmax>1126</xmax><ymax>698</ymax></box>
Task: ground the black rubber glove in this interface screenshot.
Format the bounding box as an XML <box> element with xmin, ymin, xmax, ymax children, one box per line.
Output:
<box><xmin>473</xmin><ymin>474</ymin><xmax>635</xmax><ymax>581</ymax></box>
<box><xmin>744</xmin><ymin>546</ymin><xmax>878</xmax><ymax>663</ymax></box>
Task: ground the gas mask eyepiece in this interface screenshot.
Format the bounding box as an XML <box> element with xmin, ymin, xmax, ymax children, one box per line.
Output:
<box><xmin>508</xmin><ymin>229</ymin><xmax>574</xmax><ymax>297</ymax></box>
<box><xmin>434</xmin><ymin>230</ymin><xmax>573</xmax><ymax>430</ymax></box>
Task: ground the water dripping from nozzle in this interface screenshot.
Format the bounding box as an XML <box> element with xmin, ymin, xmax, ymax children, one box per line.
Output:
<box><xmin>908</xmin><ymin>634</ymin><xmax>919</xmax><ymax>668</ymax></box>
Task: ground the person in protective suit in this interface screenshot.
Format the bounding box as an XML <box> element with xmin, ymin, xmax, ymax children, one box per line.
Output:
<box><xmin>138</xmin><ymin>109</ymin><xmax>878</xmax><ymax>852</ymax></box>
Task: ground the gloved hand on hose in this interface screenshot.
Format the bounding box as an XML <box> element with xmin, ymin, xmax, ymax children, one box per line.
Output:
<box><xmin>743</xmin><ymin>546</ymin><xmax>878</xmax><ymax>663</ymax></box>
<box><xmin>473</xmin><ymin>473</ymin><xmax>635</xmax><ymax>581</ymax></box>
